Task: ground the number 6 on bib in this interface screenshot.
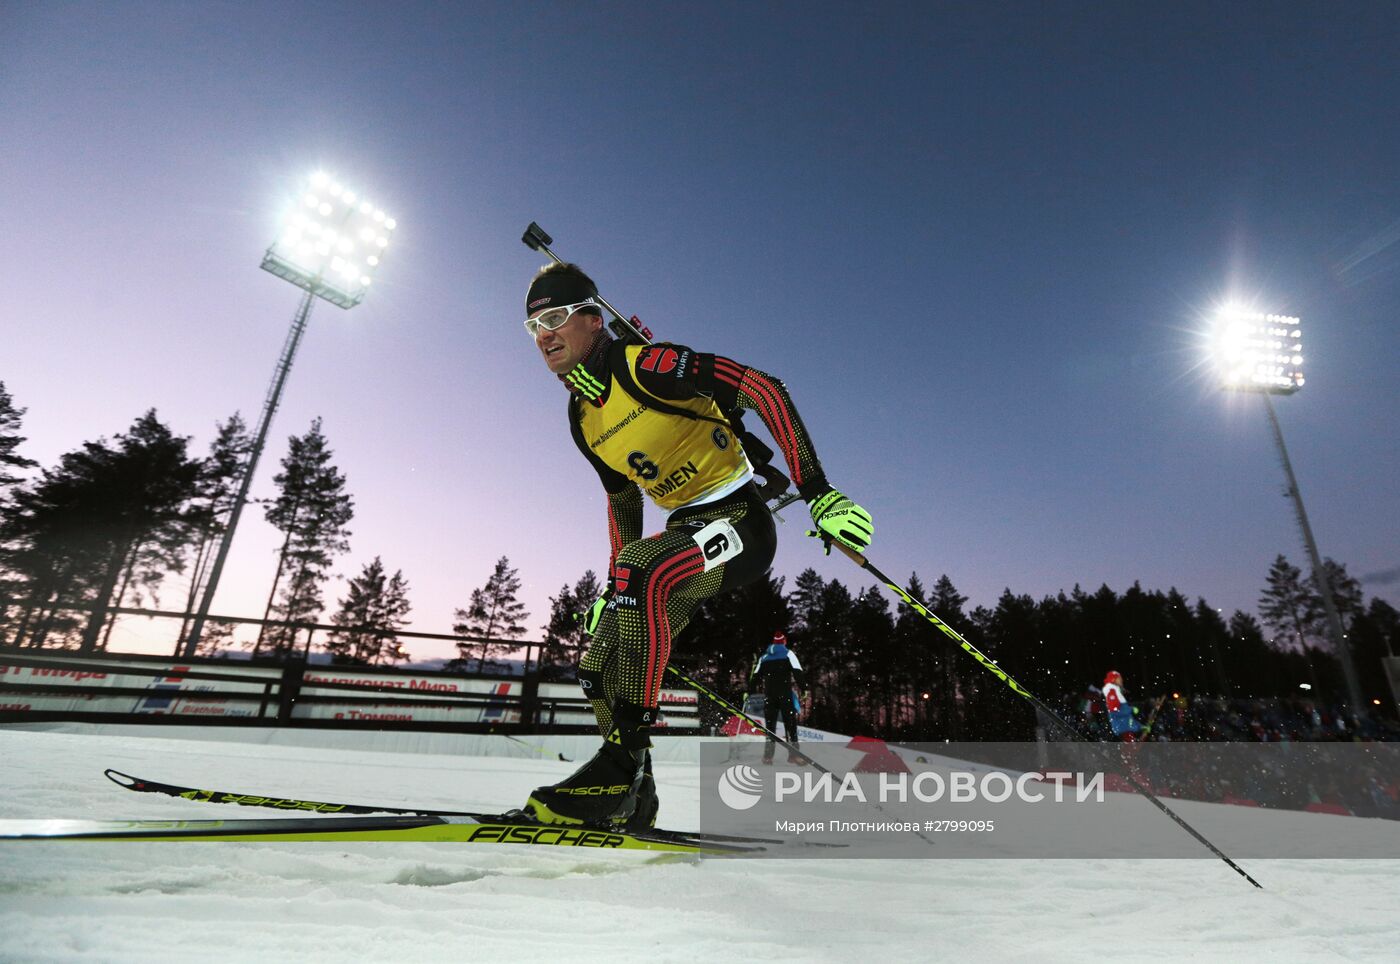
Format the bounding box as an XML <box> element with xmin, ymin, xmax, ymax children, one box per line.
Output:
<box><xmin>690</xmin><ymin>519</ymin><xmax>743</xmax><ymax>570</ymax></box>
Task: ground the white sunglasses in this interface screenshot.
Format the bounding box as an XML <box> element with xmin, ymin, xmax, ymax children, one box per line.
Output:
<box><xmin>524</xmin><ymin>298</ymin><xmax>600</xmax><ymax>337</ymax></box>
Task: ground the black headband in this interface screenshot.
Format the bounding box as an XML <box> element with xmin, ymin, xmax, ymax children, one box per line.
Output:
<box><xmin>526</xmin><ymin>271</ymin><xmax>598</xmax><ymax>317</ymax></box>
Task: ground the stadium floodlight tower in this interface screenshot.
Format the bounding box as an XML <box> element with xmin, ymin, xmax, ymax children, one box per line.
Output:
<box><xmin>182</xmin><ymin>171</ymin><xmax>396</xmax><ymax>658</ymax></box>
<box><xmin>1210</xmin><ymin>304</ymin><xmax>1363</xmax><ymax>713</ymax></box>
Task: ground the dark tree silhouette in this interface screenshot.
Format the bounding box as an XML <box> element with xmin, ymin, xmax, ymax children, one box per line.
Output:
<box><xmin>0</xmin><ymin>410</ymin><xmax>201</xmax><ymax>651</ymax></box>
<box><xmin>176</xmin><ymin>413</ymin><xmax>253</xmax><ymax>649</ymax></box>
<box><xmin>255</xmin><ymin>418</ymin><xmax>354</xmax><ymax>658</ymax></box>
<box><xmin>325</xmin><ymin>556</ymin><xmax>412</xmax><ymax>665</ymax></box>
<box><xmin>538</xmin><ymin>569</ymin><xmax>602</xmax><ymax>680</ymax></box>
<box><xmin>0</xmin><ymin>381</ymin><xmax>38</xmax><ymax>492</ymax></box>
<box><xmin>451</xmin><ymin>556</ymin><xmax>529</xmax><ymax>672</ymax></box>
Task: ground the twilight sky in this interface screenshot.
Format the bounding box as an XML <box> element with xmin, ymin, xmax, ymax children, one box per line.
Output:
<box><xmin>3</xmin><ymin>2</ymin><xmax>1398</xmax><ymax>661</ymax></box>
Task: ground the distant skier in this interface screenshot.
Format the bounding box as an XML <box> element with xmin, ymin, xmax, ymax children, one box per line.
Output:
<box><xmin>1101</xmin><ymin>670</ymin><xmax>1142</xmax><ymax>741</ymax></box>
<box><xmin>750</xmin><ymin>631</ymin><xmax>808</xmax><ymax>763</ymax></box>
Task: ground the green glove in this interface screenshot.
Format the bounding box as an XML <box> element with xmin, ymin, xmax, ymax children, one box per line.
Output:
<box><xmin>575</xmin><ymin>591</ymin><xmax>611</xmax><ymax>636</ymax></box>
<box><xmin>806</xmin><ymin>488</ymin><xmax>873</xmax><ymax>554</ymax></box>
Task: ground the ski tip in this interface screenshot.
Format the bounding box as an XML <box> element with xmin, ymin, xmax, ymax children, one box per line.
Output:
<box><xmin>104</xmin><ymin>769</ymin><xmax>139</xmax><ymax>789</ymax></box>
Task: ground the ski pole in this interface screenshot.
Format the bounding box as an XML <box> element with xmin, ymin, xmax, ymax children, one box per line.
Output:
<box><xmin>505</xmin><ymin>734</ymin><xmax>572</xmax><ymax>763</ymax></box>
<box><xmin>1139</xmin><ymin>694</ymin><xmax>1169</xmax><ymax>741</ymax></box>
<box><xmin>667</xmin><ymin>663</ymin><xmax>809</xmax><ymax>764</ymax></box>
<box><xmin>667</xmin><ymin>661</ymin><xmax>939</xmax><ymax>847</ymax></box>
<box><xmin>820</xmin><ymin>539</ymin><xmax>1263</xmax><ymax>889</ymax></box>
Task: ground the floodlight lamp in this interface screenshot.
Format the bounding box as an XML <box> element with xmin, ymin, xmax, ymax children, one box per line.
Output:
<box><xmin>1210</xmin><ymin>304</ymin><xmax>1304</xmax><ymax>395</ymax></box>
<box><xmin>262</xmin><ymin>169</ymin><xmax>396</xmax><ymax>309</ymax></box>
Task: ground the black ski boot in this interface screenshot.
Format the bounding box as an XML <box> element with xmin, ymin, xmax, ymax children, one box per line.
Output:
<box><xmin>525</xmin><ymin>702</ymin><xmax>652</xmax><ymax>827</ymax></box>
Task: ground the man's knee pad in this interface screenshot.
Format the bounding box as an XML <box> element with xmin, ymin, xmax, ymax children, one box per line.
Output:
<box><xmin>576</xmin><ymin>668</ymin><xmax>607</xmax><ymax>702</ymax></box>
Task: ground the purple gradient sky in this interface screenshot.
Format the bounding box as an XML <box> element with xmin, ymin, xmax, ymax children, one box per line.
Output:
<box><xmin>3</xmin><ymin>2</ymin><xmax>1398</xmax><ymax>661</ymax></box>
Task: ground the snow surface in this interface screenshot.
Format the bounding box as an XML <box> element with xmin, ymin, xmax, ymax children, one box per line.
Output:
<box><xmin>1</xmin><ymin>725</ymin><xmax>1397</xmax><ymax>963</ymax></box>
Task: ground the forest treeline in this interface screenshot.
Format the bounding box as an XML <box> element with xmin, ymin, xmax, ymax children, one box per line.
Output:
<box><xmin>1</xmin><ymin>383</ymin><xmax>1396</xmax><ymax>739</ymax></box>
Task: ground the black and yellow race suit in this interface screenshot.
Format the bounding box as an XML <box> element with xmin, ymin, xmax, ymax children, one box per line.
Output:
<box><xmin>563</xmin><ymin>337</ymin><xmax>831</xmax><ymax>733</ymax></box>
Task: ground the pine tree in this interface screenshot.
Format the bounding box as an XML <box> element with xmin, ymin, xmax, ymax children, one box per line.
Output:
<box><xmin>326</xmin><ymin>557</ymin><xmax>412</xmax><ymax>665</ymax></box>
<box><xmin>784</xmin><ymin>566</ymin><xmax>829</xmax><ymax>709</ymax></box>
<box><xmin>1116</xmin><ymin>582</ymin><xmax>1163</xmax><ymax>694</ymax></box>
<box><xmin>1259</xmin><ymin>554</ymin><xmax>1329</xmax><ymax>693</ymax></box>
<box><xmin>255</xmin><ymin>418</ymin><xmax>354</xmax><ymax>658</ymax></box>
<box><xmin>451</xmin><ymin>556</ymin><xmax>529</xmax><ymax>672</ymax></box>
<box><xmin>0</xmin><ymin>381</ymin><xmax>38</xmax><ymax>627</ymax></box>
<box><xmin>1312</xmin><ymin>558</ymin><xmax>1365</xmax><ymax>629</ymax></box>
<box><xmin>925</xmin><ymin>574</ymin><xmax>971</xmax><ymax>739</ymax></box>
<box><xmin>888</xmin><ymin>572</ymin><xmax>931</xmax><ymax>735</ymax></box>
<box><xmin>1259</xmin><ymin>555</ymin><xmax>1317</xmax><ymax>651</ymax></box>
<box><xmin>787</xmin><ymin>568</ymin><xmax>825</xmax><ymax>637</ymax></box>
<box><xmin>1034</xmin><ymin>589</ymin><xmax>1082</xmax><ymax>700</ymax></box>
<box><xmin>848</xmin><ymin>584</ymin><xmax>894</xmax><ymax>732</ymax></box>
<box><xmin>796</xmin><ymin>577</ymin><xmax>853</xmax><ymax>732</ymax></box>
<box><xmin>1348</xmin><ymin>599</ymin><xmax>1400</xmax><ymax>705</ymax></box>
<box><xmin>1192</xmin><ymin>599</ymin><xmax>1232</xmax><ymax>696</ymax></box>
<box><xmin>966</xmin><ymin>589</ymin><xmax>1039</xmax><ymax>739</ymax></box>
<box><xmin>1222</xmin><ymin>610</ymin><xmax>1279</xmax><ymax>697</ymax></box>
<box><xmin>0</xmin><ymin>381</ymin><xmax>38</xmax><ymax>493</ymax></box>
<box><xmin>1162</xmin><ymin>587</ymin><xmax>1199</xmax><ymax>693</ymax></box>
<box><xmin>177</xmin><ymin>414</ymin><xmax>253</xmax><ymax>648</ymax></box>
<box><xmin>194</xmin><ymin>618</ymin><xmax>238</xmax><ymax>657</ymax></box>
<box><xmin>0</xmin><ymin>411</ymin><xmax>202</xmax><ymax>651</ymax></box>
<box><xmin>538</xmin><ymin>569</ymin><xmax>601</xmax><ymax>679</ymax></box>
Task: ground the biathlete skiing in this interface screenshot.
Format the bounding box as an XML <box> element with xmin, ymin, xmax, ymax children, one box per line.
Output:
<box><xmin>519</xmin><ymin>259</ymin><xmax>872</xmax><ymax>829</ymax></box>
<box><xmin>749</xmin><ymin>631</ymin><xmax>808</xmax><ymax>764</ymax></box>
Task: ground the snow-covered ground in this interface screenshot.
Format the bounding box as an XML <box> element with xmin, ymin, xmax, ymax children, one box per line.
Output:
<box><xmin>1</xmin><ymin>725</ymin><xmax>1396</xmax><ymax>963</ymax></box>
